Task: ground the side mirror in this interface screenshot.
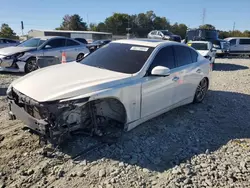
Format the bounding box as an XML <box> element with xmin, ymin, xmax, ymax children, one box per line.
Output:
<box><xmin>212</xmin><ymin>48</ymin><xmax>217</xmax><ymax>52</ymax></box>
<box><xmin>151</xmin><ymin>66</ymin><xmax>170</xmax><ymax>76</ymax></box>
<box><xmin>44</xmin><ymin>45</ymin><xmax>52</xmax><ymax>49</ymax></box>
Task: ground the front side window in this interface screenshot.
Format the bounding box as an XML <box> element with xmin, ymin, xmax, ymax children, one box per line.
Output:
<box><xmin>190</xmin><ymin>43</ymin><xmax>208</xmax><ymax>50</ymax></box>
<box><xmin>81</xmin><ymin>43</ymin><xmax>154</xmax><ymax>74</ymax></box>
<box><xmin>174</xmin><ymin>45</ymin><xmax>193</xmax><ymax>67</ymax></box>
<box><xmin>239</xmin><ymin>39</ymin><xmax>250</xmax><ymax>45</ymax></box>
<box><xmin>18</xmin><ymin>38</ymin><xmax>46</xmax><ymax>47</ymax></box>
<box><xmin>230</xmin><ymin>39</ymin><xmax>237</xmax><ymax>46</ymax></box>
<box><xmin>45</xmin><ymin>39</ymin><xmax>66</xmax><ymax>49</ymax></box>
<box><xmin>66</xmin><ymin>39</ymin><xmax>80</xmax><ymax>47</ymax></box>
<box><xmin>149</xmin><ymin>46</ymin><xmax>175</xmax><ymax>72</ymax></box>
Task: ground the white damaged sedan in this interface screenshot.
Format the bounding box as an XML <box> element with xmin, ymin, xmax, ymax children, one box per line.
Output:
<box><xmin>7</xmin><ymin>39</ymin><xmax>212</xmax><ymax>143</ymax></box>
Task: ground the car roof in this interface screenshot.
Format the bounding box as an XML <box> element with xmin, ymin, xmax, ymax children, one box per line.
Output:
<box><xmin>188</xmin><ymin>41</ymin><xmax>210</xmax><ymax>44</ymax></box>
<box><xmin>225</xmin><ymin>37</ymin><xmax>250</xmax><ymax>40</ymax></box>
<box><xmin>32</xmin><ymin>36</ymin><xmax>70</xmax><ymax>40</ymax></box>
<box><xmin>112</xmin><ymin>39</ymin><xmax>178</xmax><ymax>47</ymax></box>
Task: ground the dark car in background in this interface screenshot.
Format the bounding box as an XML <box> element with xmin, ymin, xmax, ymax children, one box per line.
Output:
<box><xmin>147</xmin><ymin>30</ymin><xmax>182</xmax><ymax>42</ymax></box>
<box><xmin>74</xmin><ymin>38</ymin><xmax>88</xmax><ymax>44</ymax></box>
<box><xmin>87</xmin><ymin>39</ymin><xmax>112</xmax><ymax>53</ymax></box>
<box><xmin>0</xmin><ymin>38</ymin><xmax>20</xmax><ymax>49</ymax></box>
<box><xmin>184</xmin><ymin>28</ymin><xmax>230</xmax><ymax>57</ymax></box>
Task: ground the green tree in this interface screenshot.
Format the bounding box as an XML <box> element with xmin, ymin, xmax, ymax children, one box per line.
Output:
<box><xmin>153</xmin><ymin>17</ymin><xmax>171</xmax><ymax>30</ymax></box>
<box><xmin>199</xmin><ymin>24</ymin><xmax>216</xmax><ymax>30</ymax></box>
<box><xmin>104</xmin><ymin>13</ymin><xmax>130</xmax><ymax>35</ymax></box>
<box><xmin>96</xmin><ymin>22</ymin><xmax>108</xmax><ymax>32</ymax></box>
<box><xmin>57</xmin><ymin>14</ymin><xmax>87</xmax><ymax>30</ymax></box>
<box><xmin>89</xmin><ymin>23</ymin><xmax>98</xmax><ymax>31</ymax></box>
<box><xmin>170</xmin><ymin>23</ymin><xmax>188</xmax><ymax>39</ymax></box>
<box><xmin>0</xmin><ymin>23</ymin><xmax>18</xmax><ymax>39</ymax></box>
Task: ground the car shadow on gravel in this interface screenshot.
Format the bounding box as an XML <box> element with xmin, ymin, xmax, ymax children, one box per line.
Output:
<box><xmin>213</xmin><ymin>63</ymin><xmax>248</xmax><ymax>71</ymax></box>
<box><xmin>59</xmin><ymin>90</ymin><xmax>250</xmax><ymax>172</ymax></box>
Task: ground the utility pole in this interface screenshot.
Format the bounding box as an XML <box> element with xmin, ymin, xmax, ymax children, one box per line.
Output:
<box><xmin>233</xmin><ymin>22</ymin><xmax>235</xmax><ymax>33</ymax></box>
<box><xmin>202</xmin><ymin>8</ymin><xmax>206</xmax><ymax>25</ymax></box>
<box><xmin>21</xmin><ymin>21</ymin><xmax>24</xmax><ymax>36</ymax></box>
<box><xmin>232</xmin><ymin>22</ymin><xmax>235</xmax><ymax>36</ymax></box>
<box><xmin>126</xmin><ymin>16</ymin><xmax>131</xmax><ymax>39</ymax></box>
<box><xmin>87</xmin><ymin>14</ymin><xmax>89</xmax><ymax>27</ymax></box>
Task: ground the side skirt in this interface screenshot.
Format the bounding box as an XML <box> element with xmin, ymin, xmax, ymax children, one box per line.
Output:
<box><xmin>125</xmin><ymin>96</ymin><xmax>193</xmax><ymax>131</ymax></box>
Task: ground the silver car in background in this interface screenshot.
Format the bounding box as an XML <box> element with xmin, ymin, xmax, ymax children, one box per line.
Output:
<box><xmin>0</xmin><ymin>38</ymin><xmax>19</xmax><ymax>49</ymax></box>
<box><xmin>0</xmin><ymin>36</ymin><xmax>90</xmax><ymax>73</ymax></box>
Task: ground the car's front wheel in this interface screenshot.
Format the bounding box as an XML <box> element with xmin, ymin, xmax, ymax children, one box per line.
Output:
<box><xmin>193</xmin><ymin>78</ymin><xmax>208</xmax><ymax>103</ymax></box>
<box><xmin>76</xmin><ymin>53</ymin><xmax>85</xmax><ymax>62</ymax></box>
<box><xmin>24</xmin><ymin>57</ymin><xmax>38</xmax><ymax>73</ymax></box>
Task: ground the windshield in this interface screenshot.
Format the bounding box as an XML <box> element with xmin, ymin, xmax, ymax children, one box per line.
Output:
<box><xmin>191</xmin><ymin>43</ymin><xmax>208</xmax><ymax>50</ymax></box>
<box><xmin>160</xmin><ymin>30</ymin><xmax>173</xmax><ymax>35</ymax></box>
<box><xmin>18</xmin><ymin>38</ymin><xmax>46</xmax><ymax>47</ymax></box>
<box><xmin>81</xmin><ymin>43</ymin><xmax>154</xmax><ymax>74</ymax></box>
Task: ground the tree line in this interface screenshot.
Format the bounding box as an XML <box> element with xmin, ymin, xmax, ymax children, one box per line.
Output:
<box><xmin>57</xmin><ymin>11</ymin><xmax>250</xmax><ymax>39</ymax></box>
<box><xmin>1</xmin><ymin>11</ymin><xmax>250</xmax><ymax>40</ymax></box>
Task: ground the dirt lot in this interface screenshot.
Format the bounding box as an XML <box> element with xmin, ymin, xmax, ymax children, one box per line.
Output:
<box><xmin>0</xmin><ymin>58</ymin><xmax>250</xmax><ymax>188</ymax></box>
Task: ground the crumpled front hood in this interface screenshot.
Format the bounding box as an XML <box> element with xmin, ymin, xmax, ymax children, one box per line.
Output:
<box><xmin>0</xmin><ymin>46</ymin><xmax>36</xmax><ymax>56</ymax></box>
<box><xmin>197</xmin><ymin>50</ymin><xmax>209</xmax><ymax>57</ymax></box>
<box><xmin>11</xmin><ymin>62</ymin><xmax>132</xmax><ymax>102</ymax></box>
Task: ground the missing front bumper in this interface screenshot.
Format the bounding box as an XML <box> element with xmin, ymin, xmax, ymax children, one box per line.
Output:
<box><xmin>9</xmin><ymin>100</ymin><xmax>48</xmax><ymax>135</ymax></box>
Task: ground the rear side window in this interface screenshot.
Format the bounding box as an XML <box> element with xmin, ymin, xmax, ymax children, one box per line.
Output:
<box><xmin>46</xmin><ymin>39</ymin><xmax>66</xmax><ymax>49</ymax></box>
<box><xmin>189</xmin><ymin>48</ymin><xmax>199</xmax><ymax>63</ymax></box>
<box><xmin>230</xmin><ymin>39</ymin><xmax>237</xmax><ymax>46</ymax></box>
<box><xmin>75</xmin><ymin>38</ymin><xmax>88</xmax><ymax>44</ymax></box>
<box><xmin>173</xmin><ymin>45</ymin><xmax>193</xmax><ymax>67</ymax></box>
<box><xmin>149</xmin><ymin>46</ymin><xmax>175</xmax><ymax>71</ymax></box>
<box><xmin>239</xmin><ymin>39</ymin><xmax>250</xmax><ymax>45</ymax></box>
<box><xmin>66</xmin><ymin>39</ymin><xmax>80</xmax><ymax>46</ymax></box>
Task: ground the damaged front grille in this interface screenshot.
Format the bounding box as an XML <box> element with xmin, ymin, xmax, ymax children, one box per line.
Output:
<box><xmin>11</xmin><ymin>89</ymin><xmax>43</xmax><ymax>119</ymax></box>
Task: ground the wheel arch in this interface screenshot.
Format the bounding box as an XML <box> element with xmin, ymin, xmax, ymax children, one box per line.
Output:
<box><xmin>90</xmin><ymin>96</ymin><xmax>128</xmax><ymax>127</ymax></box>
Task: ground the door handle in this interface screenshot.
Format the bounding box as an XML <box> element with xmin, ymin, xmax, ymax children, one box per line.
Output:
<box><xmin>172</xmin><ymin>76</ymin><xmax>179</xmax><ymax>82</ymax></box>
<box><xmin>196</xmin><ymin>69</ymin><xmax>202</xmax><ymax>73</ymax></box>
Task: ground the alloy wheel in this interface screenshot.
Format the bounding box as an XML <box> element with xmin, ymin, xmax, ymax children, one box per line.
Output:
<box><xmin>195</xmin><ymin>78</ymin><xmax>208</xmax><ymax>102</ymax></box>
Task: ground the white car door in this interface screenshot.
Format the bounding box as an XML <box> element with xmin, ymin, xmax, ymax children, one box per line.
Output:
<box><xmin>141</xmin><ymin>46</ymin><xmax>177</xmax><ymax>118</ymax></box>
<box><xmin>229</xmin><ymin>39</ymin><xmax>239</xmax><ymax>53</ymax></box>
<box><xmin>239</xmin><ymin>39</ymin><xmax>250</xmax><ymax>54</ymax></box>
<box><xmin>171</xmin><ymin>45</ymin><xmax>199</xmax><ymax>104</ymax></box>
<box><xmin>42</xmin><ymin>38</ymin><xmax>67</xmax><ymax>61</ymax></box>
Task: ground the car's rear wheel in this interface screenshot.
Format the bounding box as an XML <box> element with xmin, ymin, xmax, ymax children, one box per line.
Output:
<box><xmin>24</xmin><ymin>57</ymin><xmax>38</xmax><ymax>73</ymax></box>
<box><xmin>76</xmin><ymin>53</ymin><xmax>85</xmax><ymax>62</ymax></box>
<box><xmin>193</xmin><ymin>78</ymin><xmax>208</xmax><ymax>103</ymax></box>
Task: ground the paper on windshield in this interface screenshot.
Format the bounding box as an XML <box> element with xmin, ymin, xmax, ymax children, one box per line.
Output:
<box><xmin>130</xmin><ymin>46</ymin><xmax>149</xmax><ymax>52</ymax></box>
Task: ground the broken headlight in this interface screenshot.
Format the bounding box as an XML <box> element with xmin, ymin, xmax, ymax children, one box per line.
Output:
<box><xmin>6</xmin><ymin>85</ymin><xmax>13</xmax><ymax>98</ymax></box>
<box><xmin>3</xmin><ymin>52</ymin><xmax>25</xmax><ymax>60</ymax></box>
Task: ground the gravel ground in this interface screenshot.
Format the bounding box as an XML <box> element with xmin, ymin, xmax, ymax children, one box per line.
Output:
<box><xmin>0</xmin><ymin>58</ymin><xmax>250</xmax><ymax>188</ymax></box>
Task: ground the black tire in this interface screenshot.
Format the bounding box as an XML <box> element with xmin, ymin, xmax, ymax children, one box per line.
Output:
<box><xmin>24</xmin><ymin>57</ymin><xmax>38</xmax><ymax>73</ymax></box>
<box><xmin>76</xmin><ymin>53</ymin><xmax>85</xmax><ymax>62</ymax></box>
<box><xmin>193</xmin><ymin>78</ymin><xmax>208</xmax><ymax>103</ymax></box>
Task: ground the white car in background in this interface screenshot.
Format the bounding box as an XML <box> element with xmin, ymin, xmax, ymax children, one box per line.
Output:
<box><xmin>7</xmin><ymin>39</ymin><xmax>211</xmax><ymax>143</ymax></box>
<box><xmin>0</xmin><ymin>38</ymin><xmax>20</xmax><ymax>49</ymax></box>
<box><xmin>188</xmin><ymin>41</ymin><xmax>216</xmax><ymax>64</ymax></box>
<box><xmin>0</xmin><ymin>36</ymin><xmax>89</xmax><ymax>73</ymax></box>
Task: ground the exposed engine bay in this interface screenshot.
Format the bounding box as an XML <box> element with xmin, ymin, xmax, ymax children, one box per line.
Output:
<box><xmin>8</xmin><ymin>88</ymin><xmax>126</xmax><ymax>145</ymax></box>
